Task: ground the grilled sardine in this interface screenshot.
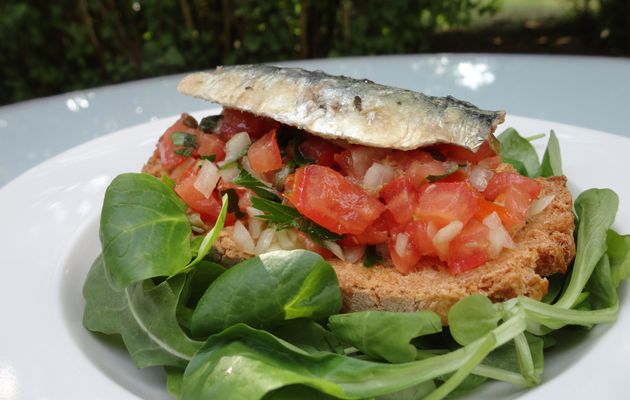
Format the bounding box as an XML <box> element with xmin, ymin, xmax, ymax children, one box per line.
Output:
<box><xmin>177</xmin><ymin>65</ymin><xmax>505</xmax><ymax>151</ymax></box>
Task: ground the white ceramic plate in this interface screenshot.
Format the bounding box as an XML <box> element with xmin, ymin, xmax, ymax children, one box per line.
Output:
<box><xmin>1</xmin><ymin>113</ymin><xmax>628</xmax><ymax>400</ymax></box>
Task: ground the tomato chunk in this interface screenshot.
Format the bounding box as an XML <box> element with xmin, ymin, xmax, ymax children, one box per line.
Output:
<box><xmin>389</xmin><ymin>230</ymin><xmax>421</xmax><ymax>274</ymax></box>
<box><xmin>434</xmin><ymin>139</ymin><xmax>497</xmax><ymax>165</ymax></box>
<box><xmin>340</xmin><ymin>210</ymin><xmax>395</xmax><ymax>246</ymax></box>
<box><xmin>415</xmin><ymin>182</ymin><xmax>479</xmax><ymax>227</ymax></box>
<box><xmin>408</xmin><ymin>220</ymin><xmax>437</xmax><ymax>256</ymax></box>
<box><xmin>247</xmin><ymin>130</ymin><xmax>283</xmax><ymax>173</ymax></box>
<box><xmin>196</xmin><ymin>132</ymin><xmax>226</xmax><ymax>161</ymax></box>
<box><xmin>158</xmin><ymin>114</ymin><xmax>198</xmax><ymax>171</ymax></box>
<box><xmin>496</xmin><ymin>186</ymin><xmax>533</xmax><ymax>231</ymax></box>
<box><xmin>483</xmin><ymin>172</ymin><xmax>541</xmax><ymax>201</ymax></box>
<box><xmin>334</xmin><ymin>146</ymin><xmax>390</xmax><ymax>181</ymax></box>
<box><xmin>447</xmin><ymin>219</ymin><xmax>490</xmax><ymax>274</ymax></box>
<box><xmin>381</xmin><ymin>177</ymin><xmax>417</xmax><ymax>224</ymax></box>
<box><xmin>299</xmin><ymin>135</ymin><xmax>342</xmax><ymax>167</ymax></box>
<box><xmin>219</xmin><ymin>108</ymin><xmax>279</xmax><ymax>141</ymax></box>
<box><xmin>288</xmin><ymin>165</ymin><xmax>386</xmax><ymax>235</ymax></box>
<box><xmin>174</xmin><ymin>172</ymin><xmax>236</xmax><ymax>226</ymax></box>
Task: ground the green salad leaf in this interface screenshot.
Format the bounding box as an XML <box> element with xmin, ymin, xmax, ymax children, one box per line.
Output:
<box><xmin>497</xmin><ymin>128</ymin><xmax>541</xmax><ymax>177</ymax></box>
<box><xmin>328</xmin><ymin>311</ymin><xmax>442</xmax><ymax>363</ymax></box>
<box><xmin>99</xmin><ymin>173</ymin><xmax>192</xmax><ymax>290</ymax></box>
<box><xmin>83</xmin><ymin>255</ymin><xmax>202</xmax><ymax>368</ymax></box>
<box><xmin>540</xmin><ymin>130</ymin><xmax>563</xmax><ymax>177</ymax></box>
<box><xmin>191</xmin><ymin>250</ymin><xmax>342</xmax><ymax>336</ymax></box>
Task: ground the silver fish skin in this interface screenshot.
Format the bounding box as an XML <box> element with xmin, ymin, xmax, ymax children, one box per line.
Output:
<box><xmin>177</xmin><ymin>65</ymin><xmax>505</xmax><ymax>151</ymax></box>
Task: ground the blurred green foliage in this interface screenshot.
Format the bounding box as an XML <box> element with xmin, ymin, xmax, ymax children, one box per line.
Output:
<box><xmin>1</xmin><ymin>0</ymin><xmax>627</xmax><ymax>105</ymax></box>
<box><xmin>0</xmin><ymin>0</ymin><xmax>500</xmax><ymax>105</ymax></box>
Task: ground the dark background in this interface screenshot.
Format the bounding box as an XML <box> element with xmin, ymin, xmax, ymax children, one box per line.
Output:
<box><xmin>2</xmin><ymin>0</ymin><xmax>628</xmax><ymax>106</ymax></box>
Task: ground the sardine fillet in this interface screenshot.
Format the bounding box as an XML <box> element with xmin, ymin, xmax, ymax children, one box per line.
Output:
<box><xmin>177</xmin><ymin>65</ymin><xmax>505</xmax><ymax>151</ymax></box>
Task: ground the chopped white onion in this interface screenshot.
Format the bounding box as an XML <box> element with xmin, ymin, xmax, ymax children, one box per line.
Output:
<box><xmin>255</xmin><ymin>228</ymin><xmax>276</xmax><ymax>255</ymax></box>
<box><xmin>363</xmin><ymin>162</ymin><xmax>395</xmax><ymax>192</ymax></box>
<box><xmin>232</xmin><ymin>220</ymin><xmax>255</xmax><ymax>254</ymax></box>
<box><xmin>343</xmin><ymin>245</ymin><xmax>366</xmax><ymax>263</ymax></box>
<box><xmin>468</xmin><ymin>165</ymin><xmax>493</xmax><ymax>192</ymax></box>
<box><xmin>394</xmin><ymin>232</ymin><xmax>410</xmax><ymax>257</ymax></box>
<box><xmin>432</xmin><ymin>220</ymin><xmax>464</xmax><ymax>259</ymax></box>
<box><xmin>276</xmin><ymin>229</ymin><xmax>299</xmax><ymax>250</ymax></box>
<box><xmin>247</xmin><ymin>216</ymin><xmax>265</xmax><ymax>239</ymax></box>
<box><xmin>193</xmin><ymin>160</ymin><xmax>219</xmax><ymax>198</ymax></box>
<box><xmin>527</xmin><ymin>195</ymin><xmax>555</xmax><ymax>218</ymax></box>
<box><xmin>483</xmin><ymin>212</ymin><xmax>515</xmax><ymax>258</ymax></box>
<box><xmin>219</xmin><ymin>164</ymin><xmax>239</xmax><ymax>182</ymax></box>
<box><xmin>222</xmin><ymin>132</ymin><xmax>251</xmax><ymax>163</ymax></box>
<box><xmin>324</xmin><ymin>240</ymin><xmax>345</xmax><ymax>261</ymax></box>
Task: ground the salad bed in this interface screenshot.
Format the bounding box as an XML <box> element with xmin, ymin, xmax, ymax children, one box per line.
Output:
<box><xmin>83</xmin><ymin>127</ymin><xmax>630</xmax><ymax>399</ymax></box>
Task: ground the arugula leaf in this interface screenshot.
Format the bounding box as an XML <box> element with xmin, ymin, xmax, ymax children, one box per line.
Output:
<box><xmin>272</xmin><ymin>319</ymin><xmax>344</xmax><ymax>354</ymax></box>
<box><xmin>165</xmin><ymin>367</ymin><xmax>185</xmax><ymax>400</ymax></box>
<box><xmin>328</xmin><ymin>311</ymin><xmax>442</xmax><ymax>363</ymax></box>
<box><xmin>100</xmin><ymin>173</ymin><xmax>192</xmax><ymax>290</ymax></box>
<box><xmin>83</xmin><ymin>255</ymin><xmax>202</xmax><ymax>368</ymax></box>
<box><xmin>191</xmin><ymin>250</ymin><xmax>342</xmax><ymax>336</ymax></box>
<box><xmin>497</xmin><ymin>128</ymin><xmax>541</xmax><ymax>177</ymax></box>
<box><xmin>540</xmin><ymin>130</ymin><xmax>563</xmax><ymax>177</ymax></box>
<box><xmin>232</xmin><ymin>167</ymin><xmax>281</xmax><ymax>201</ymax></box>
<box><xmin>251</xmin><ymin>196</ymin><xmax>343</xmax><ymax>242</ymax></box>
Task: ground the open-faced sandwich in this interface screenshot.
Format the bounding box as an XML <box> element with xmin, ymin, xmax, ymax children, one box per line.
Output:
<box><xmin>142</xmin><ymin>65</ymin><xmax>575</xmax><ymax>323</ymax></box>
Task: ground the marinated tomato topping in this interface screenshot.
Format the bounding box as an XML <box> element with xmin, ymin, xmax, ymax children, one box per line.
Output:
<box><xmin>155</xmin><ymin>109</ymin><xmax>544</xmax><ymax>275</ymax></box>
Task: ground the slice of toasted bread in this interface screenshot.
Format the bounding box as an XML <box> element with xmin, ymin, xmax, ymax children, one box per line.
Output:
<box><xmin>143</xmin><ymin>140</ymin><xmax>575</xmax><ymax>324</ymax></box>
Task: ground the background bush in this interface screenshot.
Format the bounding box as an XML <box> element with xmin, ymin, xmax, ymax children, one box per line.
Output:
<box><xmin>1</xmin><ymin>0</ymin><xmax>627</xmax><ymax>105</ymax></box>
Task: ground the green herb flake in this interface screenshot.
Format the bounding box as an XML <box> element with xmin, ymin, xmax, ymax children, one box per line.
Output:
<box><xmin>363</xmin><ymin>245</ymin><xmax>382</xmax><ymax>267</ymax></box>
<box><xmin>199</xmin><ymin>115</ymin><xmax>222</xmax><ymax>133</ymax></box>
<box><xmin>232</xmin><ymin>166</ymin><xmax>281</xmax><ymax>202</ymax></box>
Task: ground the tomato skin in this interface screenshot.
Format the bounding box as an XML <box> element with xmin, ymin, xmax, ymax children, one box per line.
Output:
<box><xmin>484</xmin><ymin>172</ymin><xmax>541</xmax><ymax>201</ymax></box>
<box><xmin>196</xmin><ymin>133</ymin><xmax>226</xmax><ymax>161</ymax></box>
<box><xmin>158</xmin><ymin>115</ymin><xmax>198</xmax><ymax>171</ymax></box>
<box><xmin>247</xmin><ymin>130</ymin><xmax>283</xmax><ymax>173</ymax></box>
<box><xmin>174</xmin><ymin>171</ymin><xmax>236</xmax><ymax>226</ymax></box>
<box><xmin>288</xmin><ymin>165</ymin><xmax>386</xmax><ymax>235</ymax></box>
<box><xmin>381</xmin><ymin>177</ymin><xmax>417</xmax><ymax>224</ymax></box>
<box><xmin>434</xmin><ymin>139</ymin><xmax>497</xmax><ymax>164</ymax></box>
<box><xmin>446</xmin><ymin>219</ymin><xmax>490</xmax><ymax>274</ymax></box>
<box><xmin>299</xmin><ymin>136</ymin><xmax>342</xmax><ymax>167</ymax></box>
<box><xmin>218</xmin><ymin>108</ymin><xmax>279</xmax><ymax>141</ymax></box>
<box><xmin>389</xmin><ymin>230</ymin><xmax>422</xmax><ymax>274</ymax></box>
<box><xmin>415</xmin><ymin>182</ymin><xmax>479</xmax><ymax>227</ymax></box>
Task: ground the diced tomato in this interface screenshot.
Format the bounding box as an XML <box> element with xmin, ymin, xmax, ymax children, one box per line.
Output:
<box><xmin>334</xmin><ymin>145</ymin><xmax>391</xmax><ymax>181</ymax></box>
<box><xmin>196</xmin><ymin>132</ymin><xmax>226</xmax><ymax>161</ymax></box>
<box><xmin>158</xmin><ymin>115</ymin><xmax>198</xmax><ymax>171</ymax></box>
<box><xmin>287</xmin><ymin>165</ymin><xmax>386</xmax><ymax>235</ymax></box>
<box><xmin>483</xmin><ymin>172</ymin><xmax>541</xmax><ymax>201</ymax></box>
<box><xmin>169</xmin><ymin>157</ymin><xmax>198</xmax><ymax>182</ymax></box>
<box><xmin>381</xmin><ymin>177</ymin><xmax>417</xmax><ymax>224</ymax></box>
<box><xmin>415</xmin><ymin>182</ymin><xmax>479</xmax><ymax>227</ymax></box>
<box><xmin>496</xmin><ymin>186</ymin><xmax>533</xmax><ymax>230</ymax></box>
<box><xmin>340</xmin><ymin>210</ymin><xmax>396</xmax><ymax>246</ymax></box>
<box><xmin>439</xmin><ymin>168</ymin><xmax>468</xmax><ymax>183</ymax></box>
<box><xmin>433</xmin><ymin>139</ymin><xmax>497</xmax><ymax>165</ymax></box>
<box><xmin>174</xmin><ymin>172</ymin><xmax>236</xmax><ymax>226</ymax></box>
<box><xmin>299</xmin><ymin>233</ymin><xmax>334</xmax><ymax>259</ymax></box>
<box><xmin>299</xmin><ymin>135</ymin><xmax>342</xmax><ymax>167</ymax></box>
<box><xmin>218</xmin><ymin>108</ymin><xmax>279</xmax><ymax>141</ymax></box>
<box><xmin>447</xmin><ymin>219</ymin><xmax>491</xmax><ymax>274</ymax></box>
<box><xmin>247</xmin><ymin>130</ymin><xmax>283</xmax><ymax>173</ymax></box>
<box><xmin>405</xmin><ymin>159</ymin><xmax>449</xmax><ymax>187</ymax></box>
<box><xmin>474</xmin><ymin>198</ymin><xmax>515</xmax><ymax>231</ymax></box>
<box><xmin>408</xmin><ymin>220</ymin><xmax>437</xmax><ymax>256</ymax></box>
<box><xmin>389</xmin><ymin>230</ymin><xmax>421</xmax><ymax>274</ymax></box>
